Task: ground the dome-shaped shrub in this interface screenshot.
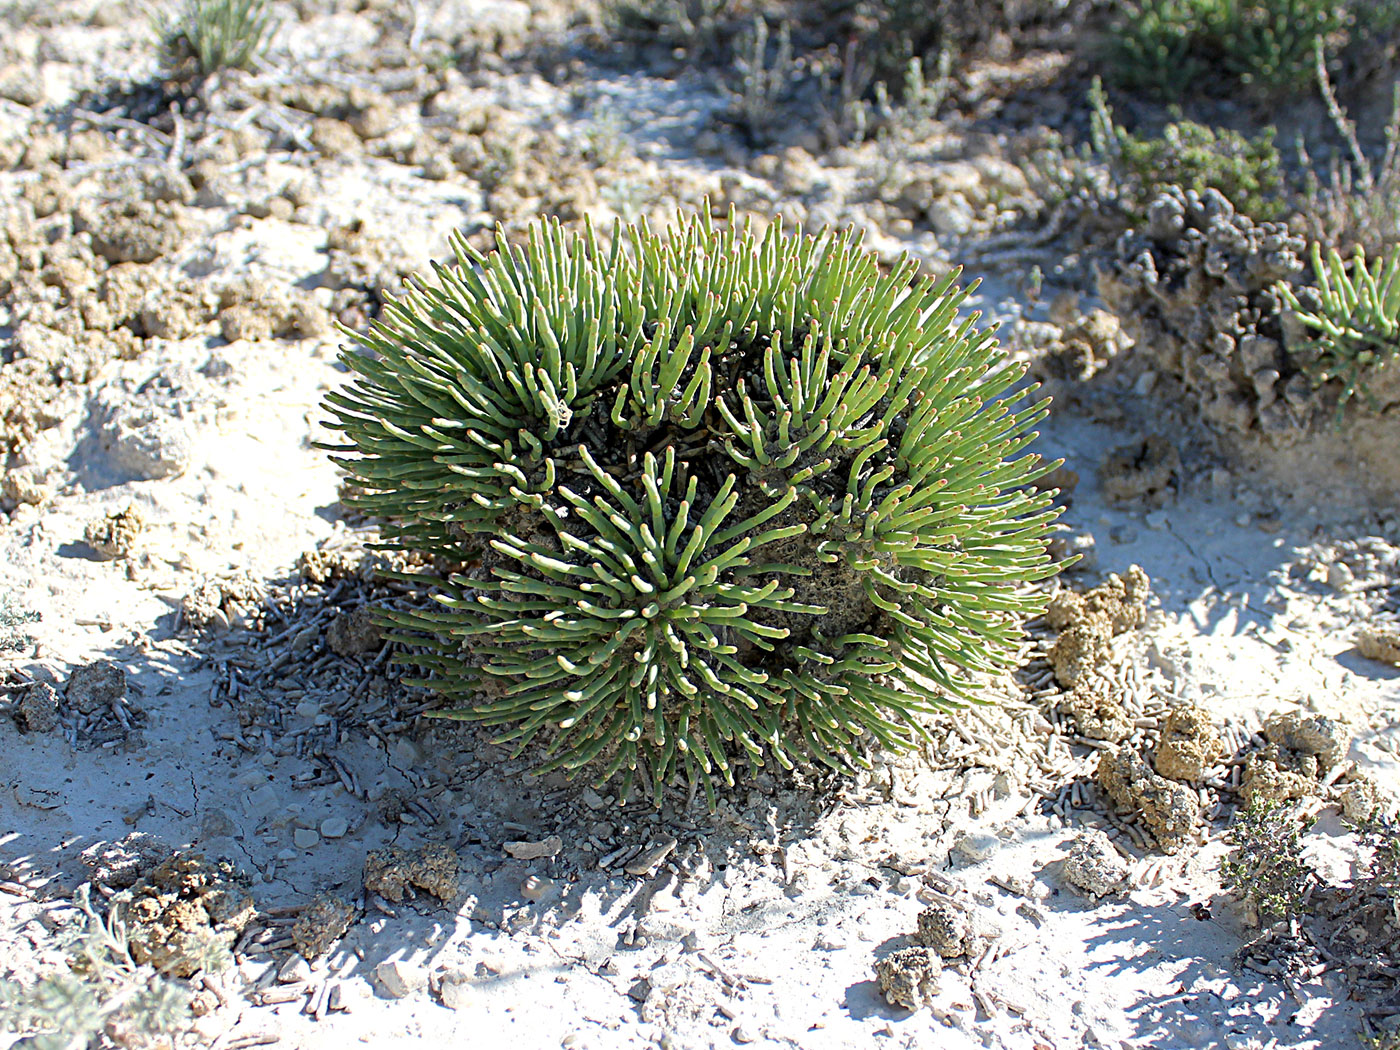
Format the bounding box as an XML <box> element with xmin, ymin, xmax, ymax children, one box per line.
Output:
<box><xmin>323</xmin><ymin>211</ymin><xmax>1064</xmax><ymax>801</ymax></box>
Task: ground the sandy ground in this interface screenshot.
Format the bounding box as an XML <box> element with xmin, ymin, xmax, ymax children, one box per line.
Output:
<box><xmin>2</xmin><ymin>3</ymin><xmax>1399</xmax><ymax>1050</ymax></box>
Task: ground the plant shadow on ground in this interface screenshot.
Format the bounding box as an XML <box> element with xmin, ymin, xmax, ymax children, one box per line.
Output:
<box><xmin>1077</xmin><ymin>897</ymin><xmax>1350</xmax><ymax>1045</ymax></box>
<box><xmin>0</xmin><ymin>562</ymin><xmax>891</xmax><ymax>1036</ymax></box>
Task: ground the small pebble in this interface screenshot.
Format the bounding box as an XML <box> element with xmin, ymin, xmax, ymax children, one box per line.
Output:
<box><xmin>278</xmin><ymin>955</ymin><xmax>312</xmax><ymax>984</ymax></box>
<box><xmin>374</xmin><ymin>959</ymin><xmax>425</xmax><ymax>999</ymax></box>
<box><xmin>521</xmin><ymin>875</ymin><xmax>554</xmax><ymax>901</ymax></box>
<box><xmin>320</xmin><ymin>817</ymin><xmax>349</xmax><ymax>839</ymax></box>
<box><xmin>1326</xmin><ymin>562</ymin><xmax>1355</xmax><ymax>592</ymax></box>
<box><xmin>437</xmin><ymin>971</ymin><xmax>473</xmax><ymax>1010</ymax></box>
<box><xmin>504</xmin><ymin>836</ymin><xmax>562</xmax><ymax>860</ymax></box>
<box><xmin>953</xmin><ymin>832</ymin><xmax>999</xmax><ymax>863</ymax></box>
<box><xmin>293</xmin><ymin>828</ymin><xmax>320</xmax><ymax>850</ymax></box>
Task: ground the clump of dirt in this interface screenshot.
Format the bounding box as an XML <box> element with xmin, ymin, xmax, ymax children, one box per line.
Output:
<box><xmin>363</xmin><ymin>842</ymin><xmax>459</xmax><ymax>903</ymax></box>
<box><xmin>1097</xmin><ymin>186</ymin><xmax>1309</xmax><ymax>438</ymax></box>
<box><xmin>117</xmin><ymin>852</ymin><xmax>255</xmax><ymax>977</ymax></box>
<box><xmin>1060</xmin><ymin>830</ymin><xmax>1130</xmax><ymax>899</ymax></box>
<box><xmin>217</xmin><ymin>279</ymin><xmax>331</xmax><ymax>343</ymax></box>
<box><xmin>1240</xmin><ymin>712</ymin><xmax>1355</xmax><ymax>806</ymax></box>
<box><xmin>80</xmin><ymin>834</ymin><xmax>254</xmax><ymax>977</ymax></box>
<box><xmin>88</xmin><ymin>368</ymin><xmax>218</xmax><ymax>482</ymax></box>
<box><xmin>883</xmin><ymin>157</ymin><xmax>1034</xmax><ymax>243</ymax></box>
<box><xmin>913</xmin><ymin>899</ymin><xmax>999</xmax><ymax>961</ymax></box>
<box><xmin>1153</xmin><ymin>704</ymin><xmax>1223</xmax><ymax>782</ymax></box>
<box><xmin>66</xmin><ymin>660</ymin><xmax>127</xmax><ymax>714</ymax></box>
<box><xmin>327</xmin><ymin>604</ymin><xmax>383</xmax><ymax>656</ymax></box>
<box><xmin>180</xmin><ymin>573</ymin><xmax>263</xmax><ymax>632</ymax></box>
<box><xmin>874</xmin><ymin>946</ymin><xmax>941</xmax><ymax>1010</ymax></box>
<box><xmin>81</xmin><ymin>833</ymin><xmax>175</xmax><ymax>890</ymax></box>
<box><xmin>1263</xmin><ymin>711</ymin><xmax>1352</xmax><ymax>774</ymax></box>
<box><xmin>1019</xmin><ymin>307</ymin><xmax>1129</xmax><ymax>384</ymax></box>
<box><xmin>1046</xmin><ymin>565</ymin><xmax>1151</xmax><ymax>688</ymax></box>
<box><xmin>84</xmin><ymin>504</ymin><xmax>146</xmax><ymax>560</ymax></box>
<box><xmin>1339</xmin><ymin>774</ymin><xmax>1399</xmax><ymax>822</ymax></box>
<box><xmin>1099</xmin><ymin>434</ymin><xmax>1181</xmax><ymax>508</ymax></box>
<box><xmin>291</xmin><ymin>894</ymin><xmax>357</xmax><ymax>960</ymax></box>
<box><xmin>298</xmin><ymin>547</ymin><xmax>367</xmax><ymax>584</ymax></box>
<box><xmin>1097</xmin><ymin>744</ymin><xmax>1200</xmax><ymax>851</ymax></box>
<box><xmin>0</xmin><ymin>465</ymin><xmax>54</xmax><ymax>509</ymax></box>
<box><xmin>1059</xmin><ymin>670</ymin><xmax>1133</xmax><ymax>743</ymax></box>
<box><xmin>323</xmin><ymin>219</ymin><xmax>419</xmax><ymax>323</ymax></box>
<box><xmin>1041</xmin><ymin>567</ymin><xmax>1151</xmax><ymax>741</ymax></box>
<box><xmin>74</xmin><ymin>197</ymin><xmax>191</xmax><ymax>266</ymax></box>
<box><xmin>15</xmin><ymin>681</ymin><xmax>60</xmax><ymax>732</ymax></box>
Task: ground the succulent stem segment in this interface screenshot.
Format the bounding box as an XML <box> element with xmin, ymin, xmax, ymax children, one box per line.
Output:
<box><xmin>323</xmin><ymin>210</ymin><xmax>1065</xmax><ymax>802</ymax></box>
<box><xmin>1279</xmin><ymin>243</ymin><xmax>1400</xmax><ymax>421</ymax></box>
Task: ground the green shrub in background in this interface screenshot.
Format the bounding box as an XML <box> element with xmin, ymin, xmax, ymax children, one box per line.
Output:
<box><xmin>323</xmin><ymin>211</ymin><xmax>1066</xmax><ymax>801</ymax></box>
<box><xmin>1278</xmin><ymin>243</ymin><xmax>1400</xmax><ymax>419</ymax></box>
<box><xmin>157</xmin><ymin>0</ymin><xmax>277</xmax><ymax>77</ymax></box>
<box><xmin>1104</xmin><ymin>0</ymin><xmax>1346</xmax><ymax>100</ymax></box>
<box><xmin>1088</xmin><ymin>79</ymin><xmax>1285</xmax><ymax>221</ymax></box>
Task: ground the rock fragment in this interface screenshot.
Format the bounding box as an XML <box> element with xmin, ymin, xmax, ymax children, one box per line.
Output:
<box><xmin>624</xmin><ymin>838</ymin><xmax>677</xmax><ymax>876</ymax></box>
<box><xmin>504</xmin><ymin>835</ymin><xmax>563</xmax><ymax>861</ymax></box>
<box><xmin>375</xmin><ymin>959</ymin><xmax>426</xmax><ymax>999</ymax></box>
<box><xmin>1061</xmin><ymin>831</ymin><xmax>1130</xmax><ymax>899</ymax></box>
<box><xmin>437</xmin><ymin>970</ymin><xmax>474</xmax><ymax>1010</ymax></box>
<box><xmin>1357</xmin><ymin>622</ymin><xmax>1400</xmax><ymax>666</ymax></box>
<box><xmin>320</xmin><ymin>817</ymin><xmax>349</xmax><ymax>839</ymax></box>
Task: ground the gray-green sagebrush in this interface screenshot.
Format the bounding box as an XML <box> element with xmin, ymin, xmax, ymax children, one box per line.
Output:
<box><xmin>322</xmin><ymin>210</ymin><xmax>1065</xmax><ymax>801</ymax></box>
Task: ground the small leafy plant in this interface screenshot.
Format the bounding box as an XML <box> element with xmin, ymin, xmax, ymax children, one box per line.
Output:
<box><xmin>0</xmin><ymin>592</ymin><xmax>40</xmax><ymax>653</ymax></box>
<box><xmin>1221</xmin><ymin>799</ymin><xmax>1318</xmax><ymax>922</ymax></box>
<box><xmin>1278</xmin><ymin>244</ymin><xmax>1400</xmax><ymax>419</ymax></box>
<box><xmin>323</xmin><ymin>210</ymin><xmax>1065</xmax><ymax>801</ymax></box>
<box><xmin>157</xmin><ymin>0</ymin><xmax>277</xmax><ymax>77</ymax></box>
<box><xmin>1089</xmin><ymin>79</ymin><xmax>1284</xmax><ymax>221</ymax></box>
<box><xmin>0</xmin><ymin>886</ymin><xmax>194</xmax><ymax>1050</ymax></box>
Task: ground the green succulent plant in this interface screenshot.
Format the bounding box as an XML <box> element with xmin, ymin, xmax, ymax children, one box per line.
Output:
<box><xmin>322</xmin><ymin>210</ymin><xmax>1065</xmax><ymax>802</ymax></box>
<box><xmin>157</xmin><ymin>0</ymin><xmax>277</xmax><ymax>77</ymax></box>
<box><xmin>1278</xmin><ymin>243</ymin><xmax>1400</xmax><ymax>420</ymax></box>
